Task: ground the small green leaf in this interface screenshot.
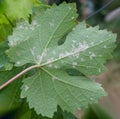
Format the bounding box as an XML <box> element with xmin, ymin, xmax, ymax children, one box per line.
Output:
<box><xmin>0</xmin><ymin>0</ymin><xmax>40</xmax><ymax>24</ymax></box>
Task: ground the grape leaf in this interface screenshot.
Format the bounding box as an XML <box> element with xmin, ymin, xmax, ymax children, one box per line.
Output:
<box><xmin>7</xmin><ymin>3</ymin><xmax>78</xmax><ymax>66</ymax></box>
<box><xmin>0</xmin><ymin>68</ymin><xmax>22</xmax><ymax>115</ymax></box>
<box><xmin>21</xmin><ymin>69</ymin><xmax>105</xmax><ymax>117</ymax></box>
<box><xmin>6</xmin><ymin>3</ymin><xmax>116</xmax><ymax>118</ymax></box>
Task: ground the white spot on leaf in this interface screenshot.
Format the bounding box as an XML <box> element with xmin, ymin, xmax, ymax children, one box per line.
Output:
<box><xmin>52</xmin><ymin>76</ymin><xmax>57</xmax><ymax>81</ymax></box>
<box><xmin>25</xmin><ymin>85</ymin><xmax>29</xmax><ymax>91</ymax></box>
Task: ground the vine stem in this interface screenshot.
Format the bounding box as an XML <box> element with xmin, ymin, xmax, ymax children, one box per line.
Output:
<box><xmin>0</xmin><ymin>65</ymin><xmax>40</xmax><ymax>90</ymax></box>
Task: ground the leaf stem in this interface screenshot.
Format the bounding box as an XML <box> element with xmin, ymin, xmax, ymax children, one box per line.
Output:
<box><xmin>0</xmin><ymin>65</ymin><xmax>40</xmax><ymax>90</ymax></box>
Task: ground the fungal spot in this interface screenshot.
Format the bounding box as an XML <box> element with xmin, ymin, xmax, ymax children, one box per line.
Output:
<box><xmin>59</xmin><ymin>53</ymin><xmax>65</xmax><ymax>58</ymax></box>
<box><xmin>25</xmin><ymin>85</ymin><xmax>29</xmax><ymax>91</ymax></box>
<box><xmin>73</xmin><ymin>28</ymin><xmax>75</xmax><ymax>31</ymax></box>
<box><xmin>72</xmin><ymin>40</ymin><xmax>76</xmax><ymax>43</ymax></box>
<box><xmin>52</xmin><ymin>76</ymin><xmax>57</xmax><ymax>81</ymax></box>
<box><xmin>103</xmin><ymin>45</ymin><xmax>107</xmax><ymax>48</ymax></box>
<box><xmin>72</xmin><ymin>62</ymin><xmax>77</xmax><ymax>68</ymax></box>
<box><xmin>30</xmin><ymin>26</ymin><xmax>35</xmax><ymax>31</ymax></box>
<box><xmin>47</xmin><ymin>63</ymin><xmax>52</xmax><ymax>68</ymax></box>
<box><xmin>72</xmin><ymin>62</ymin><xmax>77</xmax><ymax>66</ymax></box>
<box><xmin>32</xmin><ymin>20</ymin><xmax>38</xmax><ymax>26</ymax></box>
<box><xmin>52</xmin><ymin>50</ymin><xmax>56</xmax><ymax>55</ymax></box>
<box><xmin>89</xmin><ymin>52</ymin><xmax>96</xmax><ymax>60</ymax></box>
<box><xmin>91</xmin><ymin>42</ymin><xmax>94</xmax><ymax>45</ymax></box>
<box><xmin>46</xmin><ymin>58</ymin><xmax>54</xmax><ymax>64</ymax></box>
<box><xmin>90</xmin><ymin>98</ymin><xmax>93</xmax><ymax>101</ymax></box>
<box><xmin>30</xmin><ymin>47</ymin><xmax>36</xmax><ymax>56</ymax></box>
<box><xmin>36</xmin><ymin>55</ymin><xmax>42</xmax><ymax>64</ymax></box>
<box><xmin>68</xmin><ymin>7</ymin><xmax>72</xmax><ymax>10</ymax></box>
<box><xmin>25</xmin><ymin>27</ymin><xmax>28</xmax><ymax>30</ymax></box>
<box><xmin>49</xmin><ymin>22</ymin><xmax>54</xmax><ymax>27</ymax></box>
<box><xmin>16</xmin><ymin>61</ymin><xmax>21</xmax><ymax>65</ymax></box>
<box><xmin>71</xmin><ymin>17</ymin><xmax>75</xmax><ymax>20</ymax></box>
<box><xmin>81</xmin><ymin>58</ymin><xmax>84</xmax><ymax>62</ymax></box>
<box><xmin>18</xmin><ymin>25</ymin><xmax>24</xmax><ymax>29</ymax></box>
<box><xmin>54</xmin><ymin>65</ymin><xmax>59</xmax><ymax>69</ymax></box>
<box><xmin>98</xmin><ymin>68</ymin><xmax>101</xmax><ymax>72</ymax></box>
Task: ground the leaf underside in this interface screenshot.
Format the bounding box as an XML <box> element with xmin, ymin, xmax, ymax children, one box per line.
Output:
<box><xmin>6</xmin><ymin>3</ymin><xmax>116</xmax><ymax>118</ymax></box>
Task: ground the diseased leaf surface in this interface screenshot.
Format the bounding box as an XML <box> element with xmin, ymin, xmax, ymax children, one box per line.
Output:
<box><xmin>6</xmin><ymin>3</ymin><xmax>116</xmax><ymax>118</ymax></box>
<box><xmin>7</xmin><ymin>3</ymin><xmax>77</xmax><ymax>66</ymax></box>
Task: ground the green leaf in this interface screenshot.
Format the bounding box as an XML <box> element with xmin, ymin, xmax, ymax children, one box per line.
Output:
<box><xmin>0</xmin><ymin>68</ymin><xmax>22</xmax><ymax>115</ymax></box>
<box><xmin>21</xmin><ymin>69</ymin><xmax>105</xmax><ymax>117</ymax></box>
<box><xmin>7</xmin><ymin>3</ymin><xmax>78</xmax><ymax>66</ymax></box>
<box><xmin>6</xmin><ymin>3</ymin><xmax>116</xmax><ymax>118</ymax></box>
<box><xmin>0</xmin><ymin>24</ymin><xmax>12</xmax><ymax>42</ymax></box>
<box><xmin>0</xmin><ymin>0</ymin><xmax>40</xmax><ymax>24</ymax></box>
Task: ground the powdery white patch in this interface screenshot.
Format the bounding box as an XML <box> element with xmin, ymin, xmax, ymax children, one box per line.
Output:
<box><xmin>30</xmin><ymin>26</ymin><xmax>35</xmax><ymax>31</ymax></box>
<box><xmin>24</xmin><ymin>85</ymin><xmax>29</xmax><ymax>91</ymax></box>
<box><xmin>59</xmin><ymin>53</ymin><xmax>66</xmax><ymax>58</ymax></box>
<box><xmin>9</xmin><ymin>40</ymin><xmax>16</xmax><ymax>47</ymax></box>
<box><xmin>54</xmin><ymin>65</ymin><xmax>60</xmax><ymax>69</ymax></box>
<box><xmin>52</xmin><ymin>76</ymin><xmax>57</xmax><ymax>81</ymax></box>
<box><xmin>80</xmin><ymin>41</ymin><xmax>89</xmax><ymax>50</ymax></box>
<box><xmin>72</xmin><ymin>62</ymin><xmax>77</xmax><ymax>68</ymax></box>
<box><xmin>72</xmin><ymin>40</ymin><xmax>76</xmax><ymax>43</ymax></box>
<box><xmin>89</xmin><ymin>52</ymin><xmax>96</xmax><ymax>60</ymax></box>
<box><xmin>77</xmin><ymin>107</ymin><xmax>81</xmax><ymax>110</ymax></box>
<box><xmin>46</xmin><ymin>58</ymin><xmax>54</xmax><ymax>64</ymax></box>
<box><xmin>72</xmin><ymin>28</ymin><xmax>76</xmax><ymax>31</ymax></box>
<box><xmin>25</xmin><ymin>27</ymin><xmax>28</xmax><ymax>30</ymax></box>
<box><xmin>32</xmin><ymin>20</ymin><xmax>39</xmax><ymax>26</ymax></box>
<box><xmin>81</xmin><ymin>58</ymin><xmax>84</xmax><ymax>62</ymax></box>
<box><xmin>30</xmin><ymin>47</ymin><xmax>36</xmax><ymax>56</ymax></box>
<box><xmin>71</xmin><ymin>17</ymin><xmax>75</xmax><ymax>20</ymax></box>
<box><xmin>52</xmin><ymin>50</ymin><xmax>56</xmax><ymax>55</ymax></box>
<box><xmin>49</xmin><ymin>21</ymin><xmax>55</xmax><ymax>27</ymax></box>
<box><xmin>76</xmin><ymin>41</ymin><xmax>89</xmax><ymax>52</ymax></box>
<box><xmin>36</xmin><ymin>55</ymin><xmax>42</xmax><ymax>64</ymax></box>
<box><xmin>16</xmin><ymin>61</ymin><xmax>21</xmax><ymax>65</ymax></box>
<box><xmin>72</xmin><ymin>62</ymin><xmax>77</xmax><ymax>66</ymax></box>
<box><xmin>68</xmin><ymin>6</ymin><xmax>72</xmax><ymax>10</ymax></box>
<box><xmin>18</xmin><ymin>25</ymin><xmax>24</xmax><ymax>29</ymax></box>
<box><xmin>72</xmin><ymin>44</ymin><xmax>75</xmax><ymax>49</ymax></box>
<box><xmin>90</xmin><ymin>42</ymin><xmax>94</xmax><ymax>45</ymax></box>
<box><xmin>47</xmin><ymin>63</ymin><xmax>52</xmax><ymax>68</ymax></box>
<box><xmin>98</xmin><ymin>68</ymin><xmax>101</xmax><ymax>73</ymax></box>
<box><xmin>103</xmin><ymin>45</ymin><xmax>107</xmax><ymax>48</ymax></box>
<box><xmin>73</xmin><ymin>53</ymin><xmax>80</xmax><ymax>58</ymax></box>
